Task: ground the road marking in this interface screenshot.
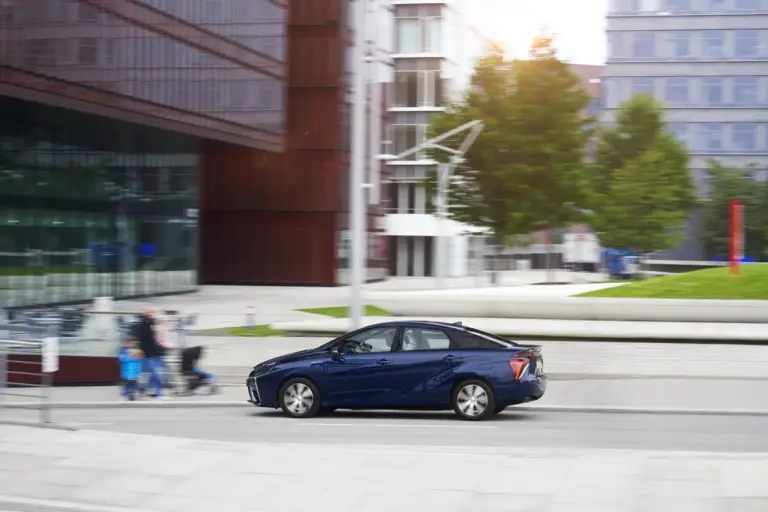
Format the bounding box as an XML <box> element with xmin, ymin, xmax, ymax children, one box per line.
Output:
<box><xmin>297</xmin><ymin>422</ymin><xmax>495</xmax><ymax>429</ymax></box>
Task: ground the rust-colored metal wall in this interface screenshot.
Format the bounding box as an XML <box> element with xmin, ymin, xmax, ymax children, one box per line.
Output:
<box><xmin>199</xmin><ymin>0</ymin><xmax>349</xmax><ymax>286</ymax></box>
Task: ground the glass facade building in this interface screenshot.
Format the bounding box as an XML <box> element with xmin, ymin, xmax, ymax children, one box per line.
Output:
<box><xmin>602</xmin><ymin>0</ymin><xmax>768</xmax><ymax>259</ymax></box>
<box><xmin>0</xmin><ymin>0</ymin><xmax>285</xmax><ymax>308</ymax></box>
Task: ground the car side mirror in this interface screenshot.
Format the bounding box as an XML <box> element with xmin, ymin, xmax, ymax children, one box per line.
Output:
<box><xmin>330</xmin><ymin>346</ymin><xmax>341</xmax><ymax>359</ymax></box>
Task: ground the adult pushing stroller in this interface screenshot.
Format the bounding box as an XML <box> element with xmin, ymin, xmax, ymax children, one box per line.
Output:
<box><xmin>179</xmin><ymin>346</ymin><xmax>218</xmax><ymax>395</ymax></box>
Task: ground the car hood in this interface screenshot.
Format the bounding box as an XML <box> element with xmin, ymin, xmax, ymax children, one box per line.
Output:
<box><xmin>252</xmin><ymin>348</ymin><xmax>327</xmax><ymax>370</ymax></box>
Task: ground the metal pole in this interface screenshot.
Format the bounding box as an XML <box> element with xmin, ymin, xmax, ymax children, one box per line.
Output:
<box><xmin>368</xmin><ymin>0</ymin><xmax>382</xmax><ymax>206</ymax></box>
<box><xmin>349</xmin><ymin>0</ymin><xmax>368</xmax><ymax>329</ymax></box>
<box><xmin>435</xmin><ymin>163</ymin><xmax>447</xmax><ymax>289</ymax></box>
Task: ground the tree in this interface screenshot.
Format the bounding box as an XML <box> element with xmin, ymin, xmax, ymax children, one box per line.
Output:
<box><xmin>423</xmin><ymin>35</ymin><xmax>593</xmax><ymax>248</ymax></box>
<box><xmin>700</xmin><ymin>161</ymin><xmax>768</xmax><ymax>260</ymax></box>
<box><xmin>588</xmin><ymin>94</ymin><xmax>694</xmax><ymax>254</ymax></box>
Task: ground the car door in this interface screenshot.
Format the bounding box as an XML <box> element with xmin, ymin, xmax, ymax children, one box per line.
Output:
<box><xmin>319</xmin><ymin>326</ymin><xmax>400</xmax><ymax>408</ymax></box>
<box><xmin>390</xmin><ymin>327</ymin><xmax>463</xmax><ymax>406</ymax></box>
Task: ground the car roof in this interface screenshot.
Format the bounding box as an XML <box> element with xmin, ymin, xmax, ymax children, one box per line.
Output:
<box><xmin>368</xmin><ymin>320</ymin><xmax>468</xmax><ymax>332</ymax></box>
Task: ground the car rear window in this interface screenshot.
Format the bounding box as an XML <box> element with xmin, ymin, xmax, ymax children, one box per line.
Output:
<box><xmin>450</xmin><ymin>330</ymin><xmax>506</xmax><ymax>350</ymax></box>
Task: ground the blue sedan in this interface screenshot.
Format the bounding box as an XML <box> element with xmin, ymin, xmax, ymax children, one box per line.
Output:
<box><xmin>246</xmin><ymin>320</ymin><xmax>547</xmax><ymax>421</ymax></box>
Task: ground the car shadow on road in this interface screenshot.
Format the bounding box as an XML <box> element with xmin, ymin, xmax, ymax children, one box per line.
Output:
<box><xmin>248</xmin><ymin>409</ymin><xmax>534</xmax><ymax>422</ymax></box>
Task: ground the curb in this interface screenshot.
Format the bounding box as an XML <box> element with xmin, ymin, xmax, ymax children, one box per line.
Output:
<box><xmin>0</xmin><ymin>419</ymin><xmax>78</xmax><ymax>431</ymax></box>
<box><xmin>3</xmin><ymin>401</ymin><xmax>247</xmax><ymax>409</ymax></box>
<box><xmin>5</xmin><ymin>401</ymin><xmax>768</xmax><ymax>416</ymax></box>
<box><xmin>518</xmin><ymin>405</ymin><xmax>768</xmax><ymax>416</ymax></box>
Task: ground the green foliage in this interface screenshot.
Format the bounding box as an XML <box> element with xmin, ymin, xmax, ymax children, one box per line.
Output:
<box><xmin>701</xmin><ymin>161</ymin><xmax>767</xmax><ymax>259</ymax></box>
<box><xmin>588</xmin><ymin>94</ymin><xmax>694</xmax><ymax>253</ymax></box>
<box><xmin>577</xmin><ymin>265</ymin><xmax>768</xmax><ymax>300</ymax></box>
<box><xmin>423</xmin><ymin>36</ymin><xmax>592</xmax><ymax>243</ymax></box>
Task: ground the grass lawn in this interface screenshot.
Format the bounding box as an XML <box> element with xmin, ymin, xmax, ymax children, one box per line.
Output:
<box><xmin>577</xmin><ymin>264</ymin><xmax>768</xmax><ymax>300</ymax></box>
<box><xmin>194</xmin><ymin>305</ymin><xmax>392</xmax><ymax>338</ymax></box>
<box><xmin>298</xmin><ymin>305</ymin><xmax>391</xmax><ymax>318</ymax></box>
<box><xmin>194</xmin><ymin>324</ymin><xmax>287</xmax><ymax>338</ymax></box>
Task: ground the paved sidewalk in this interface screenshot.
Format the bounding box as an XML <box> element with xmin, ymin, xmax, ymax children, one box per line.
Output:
<box><xmin>0</xmin><ymin>424</ymin><xmax>766</xmax><ymax>512</ymax></box>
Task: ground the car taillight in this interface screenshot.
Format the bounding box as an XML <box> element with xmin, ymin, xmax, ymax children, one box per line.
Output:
<box><xmin>509</xmin><ymin>359</ymin><xmax>529</xmax><ymax>379</ymax></box>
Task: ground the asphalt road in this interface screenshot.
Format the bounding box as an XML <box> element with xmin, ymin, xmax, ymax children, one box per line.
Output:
<box><xmin>23</xmin><ymin>406</ymin><xmax>768</xmax><ymax>454</ymax></box>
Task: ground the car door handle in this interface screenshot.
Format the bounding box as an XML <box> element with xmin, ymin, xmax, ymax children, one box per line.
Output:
<box><xmin>442</xmin><ymin>355</ymin><xmax>460</xmax><ymax>362</ymax></box>
<box><xmin>377</xmin><ymin>359</ymin><xmax>391</xmax><ymax>365</ymax></box>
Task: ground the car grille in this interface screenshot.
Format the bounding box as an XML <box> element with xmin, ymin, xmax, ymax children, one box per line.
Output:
<box><xmin>247</xmin><ymin>377</ymin><xmax>261</xmax><ymax>405</ymax></box>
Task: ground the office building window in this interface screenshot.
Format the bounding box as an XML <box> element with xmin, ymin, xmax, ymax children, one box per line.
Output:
<box><xmin>25</xmin><ymin>39</ymin><xmax>55</xmax><ymax>67</ymax></box>
<box><xmin>608</xmin><ymin>33</ymin><xmax>624</xmax><ymax>60</ymax></box>
<box><xmin>665</xmin><ymin>31</ymin><xmax>691</xmax><ymax>58</ymax></box>
<box><xmin>396</xmin><ymin>19</ymin><xmax>420</xmax><ymax>53</ymax></box>
<box><xmin>407</xmin><ymin>184</ymin><xmax>416</xmax><ymax>213</ymax></box>
<box><xmin>701</xmin><ymin>31</ymin><xmax>725</xmax><ymax>59</ymax></box>
<box><xmin>424</xmin><ymin>18</ymin><xmax>441</xmax><ymax>53</ymax></box>
<box><xmin>77</xmin><ymin>38</ymin><xmax>99</xmax><ymax>66</ymax></box>
<box><xmin>603</xmin><ymin>78</ymin><xmax>619</xmax><ymax>108</ymax></box>
<box><xmin>668</xmin><ymin>123</ymin><xmax>690</xmax><ymax>149</ymax></box>
<box><xmin>706</xmin><ymin>0</ymin><xmax>726</xmax><ymax>10</ymax></box>
<box><xmin>664</xmin><ymin>78</ymin><xmax>689</xmax><ymax>106</ymax></box>
<box><xmin>734</xmin><ymin>31</ymin><xmax>760</xmax><ymax>58</ymax></box>
<box><xmin>733</xmin><ymin>77</ymin><xmax>758</xmax><ymax>105</ymax></box>
<box><xmin>734</xmin><ymin>0</ymin><xmax>761</xmax><ymax>10</ymax></box>
<box><xmin>665</xmin><ymin>0</ymin><xmax>690</xmax><ymax>12</ymax></box>
<box><xmin>395</xmin><ymin>15</ymin><xmax>442</xmax><ymax>53</ymax></box>
<box><xmin>630</xmin><ymin>77</ymin><xmax>655</xmax><ymax>97</ymax></box>
<box><xmin>392</xmin><ymin>125</ymin><xmax>423</xmax><ymax>160</ymax></box>
<box><xmin>696</xmin><ymin>124</ymin><xmax>723</xmax><ymax>151</ymax></box>
<box><xmin>631</xmin><ymin>32</ymin><xmax>655</xmax><ymax>58</ymax></box>
<box><xmin>395</xmin><ymin>71</ymin><xmax>418</xmax><ymax>107</ymax></box>
<box><xmin>732</xmin><ymin>123</ymin><xmax>757</xmax><ymax>151</ymax></box>
<box><xmin>394</xmin><ymin>71</ymin><xmax>441</xmax><ymax>107</ymax></box>
<box><xmin>701</xmin><ymin>77</ymin><xmax>724</xmax><ymax>105</ymax></box>
<box><xmin>630</xmin><ymin>0</ymin><xmax>660</xmax><ymax>11</ymax></box>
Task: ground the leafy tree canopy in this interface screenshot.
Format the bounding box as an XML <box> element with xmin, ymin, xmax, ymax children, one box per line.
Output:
<box><xmin>701</xmin><ymin>160</ymin><xmax>768</xmax><ymax>260</ymax></box>
<box><xmin>588</xmin><ymin>94</ymin><xmax>695</xmax><ymax>253</ymax></box>
<box><xmin>423</xmin><ymin>33</ymin><xmax>592</xmax><ymax>243</ymax></box>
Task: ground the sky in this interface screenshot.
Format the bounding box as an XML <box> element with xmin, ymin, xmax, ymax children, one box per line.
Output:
<box><xmin>468</xmin><ymin>0</ymin><xmax>608</xmax><ymax>66</ymax></box>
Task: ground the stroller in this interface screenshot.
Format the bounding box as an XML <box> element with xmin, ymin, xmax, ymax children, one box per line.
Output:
<box><xmin>179</xmin><ymin>346</ymin><xmax>218</xmax><ymax>395</ymax></box>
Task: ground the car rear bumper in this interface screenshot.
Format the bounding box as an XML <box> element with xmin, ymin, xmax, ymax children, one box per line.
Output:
<box><xmin>496</xmin><ymin>375</ymin><xmax>547</xmax><ymax>406</ymax></box>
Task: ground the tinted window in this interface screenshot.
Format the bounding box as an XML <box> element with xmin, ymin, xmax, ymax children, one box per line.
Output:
<box><xmin>401</xmin><ymin>328</ymin><xmax>451</xmax><ymax>351</ymax></box>
<box><xmin>450</xmin><ymin>331</ymin><xmax>505</xmax><ymax>350</ymax></box>
<box><xmin>340</xmin><ymin>327</ymin><xmax>397</xmax><ymax>354</ymax></box>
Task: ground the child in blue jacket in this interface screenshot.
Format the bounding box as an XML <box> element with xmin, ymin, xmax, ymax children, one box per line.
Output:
<box><xmin>118</xmin><ymin>338</ymin><xmax>144</xmax><ymax>401</ymax></box>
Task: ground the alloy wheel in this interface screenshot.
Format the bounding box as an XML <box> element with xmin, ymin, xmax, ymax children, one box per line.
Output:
<box><xmin>284</xmin><ymin>382</ymin><xmax>314</xmax><ymax>415</ymax></box>
<box><xmin>456</xmin><ymin>383</ymin><xmax>489</xmax><ymax>417</ymax></box>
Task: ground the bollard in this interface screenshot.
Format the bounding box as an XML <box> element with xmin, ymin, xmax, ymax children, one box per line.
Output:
<box><xmin>245</xmin><ymin>306</ymin><xmax>255</xmax><ymax>329</ymax></box>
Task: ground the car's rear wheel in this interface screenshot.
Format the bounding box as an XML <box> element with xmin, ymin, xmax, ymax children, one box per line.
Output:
<box><xmin>278</xmin><ymin>378</ymin><xmax>321</xmax><ymax>418</ymax></box>
<box><xmin>452</xmin><ymin>379</ymin><xmax>496</xmax><ymax>421</ymax></box>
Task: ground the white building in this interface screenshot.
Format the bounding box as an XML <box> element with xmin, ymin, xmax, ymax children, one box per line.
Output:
<box><xmin>381</xmin><ymin>0</ymin><xmax>492</xmax><ymax>277</ymax></box>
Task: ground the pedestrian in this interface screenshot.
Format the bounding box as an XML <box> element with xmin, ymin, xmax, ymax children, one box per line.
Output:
<box><xmin>135</xmin><ymin>308</ymin><xmax>168</xmax><ymax>400</ymax></box>
<box><xmin>118</xmin><ymin>338</ymin><xmax>143</xmax><ymax>401</ymax></box>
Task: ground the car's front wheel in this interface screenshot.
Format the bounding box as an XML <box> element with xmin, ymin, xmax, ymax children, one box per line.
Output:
<box><xmin>452</xmin><ymin>379</ymin><xmax>496</xmax><ymax>421</ymax></box>
<box><xmin>278</xmin><ymin>378</ymin><xmax>321</xmax><ymax>418</ymax></box>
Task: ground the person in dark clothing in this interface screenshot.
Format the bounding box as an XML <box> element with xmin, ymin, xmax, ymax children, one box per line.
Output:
<box><xmin>135</xmin><ymin>309</ymin><xmax>166</xmax><ymax>399</ymax></box>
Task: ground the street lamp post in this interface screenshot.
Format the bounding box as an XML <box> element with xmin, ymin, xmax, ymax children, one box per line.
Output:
<box><xmin>349</xmin><ymin>0</ymin><xmax>369</xmax><ymax>330</ymax></box>
<box><xmin>379</xmin><ymin>120</ymin><xmax>484</xmax><ymax>289</ymax></box>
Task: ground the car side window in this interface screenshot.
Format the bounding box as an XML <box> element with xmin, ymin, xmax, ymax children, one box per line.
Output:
<box><xmin>339</xmin><ymin>327</ymin><xmax>397</xmax><ymax>355</ymax></box>
<box><xmin>401</xmin><ymin>328</ymin><xmax>452</xmax><ymax>351</ymax></box>
<box><xmin>450</xmin><ymin>331</ymin><xmax>504</xmax><ymax>350</ymax></box>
